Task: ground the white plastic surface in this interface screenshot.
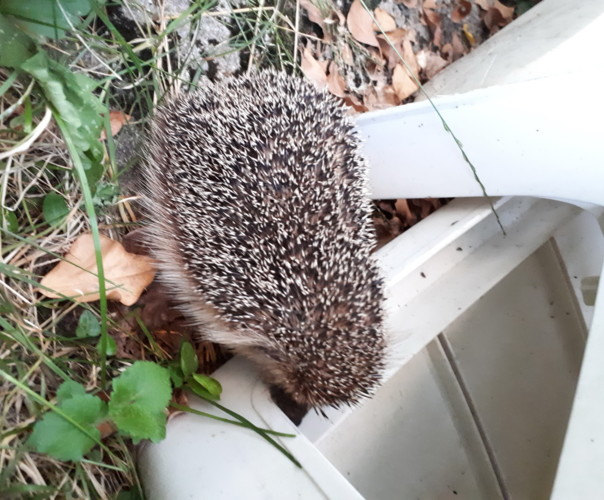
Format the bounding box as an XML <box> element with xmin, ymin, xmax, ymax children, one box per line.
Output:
<box><xmin>358</xmin><ymin>73</ymin><xmax>604</xmax><ymax>205</ymax></box>
<box><xmin>140</xmin><ymin>0</ymin><xmax>604</xmax><ymax>497</ymax></box>
<box><xmin>138</xmin><ymin>357</ymin><xmax>363</xmax><ymax>499</ymax></box>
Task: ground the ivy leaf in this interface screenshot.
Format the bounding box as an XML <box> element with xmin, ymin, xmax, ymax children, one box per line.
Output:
<box><xmin>42</xmin><ymin>193</ymin><xmax>69</xmax><ymax>226</ymax></box>
<box><xmin>108</xmin><ymin>362</ymin><xmax>171</xmax><ymax>443</ymax></box>
<box><xmin>28</xmin><ymin>381</ymin><xmax>106</xmax><ymax>461</ymax></box>
<box><xmin>179</xmin><ymin>341</ymin><xmax>198</xmax><ymax>381</ymax></box>
<box><xmin>76</xmin><ymin>310</ymin><xmax>100</xmax><ymax>338</ymax></box>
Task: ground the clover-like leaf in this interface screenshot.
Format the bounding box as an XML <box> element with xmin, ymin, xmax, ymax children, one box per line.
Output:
<box><xmin>108</xmin><ymin>362</ymin><xmax>171</xmax><ymax>443</ymax></box>
<box><xmin>179</xmin><ymin>341</ymin><xmax>198</xmax><ymax>381</ymax></box>
<box><xmin>76</xmin><ymin>310</ymin><xmax>100</xmax><ymax>338</ymax></box>
<box><xmin>42</xmin><ymin>192</ymin><xmax>69</xmax><ymax>226</ymax></box>
<box><xmin>28</xmin><ymin>381</ymin><xmax>106</xmax><ymax>461</ymax></box>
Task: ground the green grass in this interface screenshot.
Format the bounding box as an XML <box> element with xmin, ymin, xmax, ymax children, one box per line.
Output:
<box><xmin>0</xmin><ymin>0</ymin><xmax>300</xmax><ymax>496</ymax></box>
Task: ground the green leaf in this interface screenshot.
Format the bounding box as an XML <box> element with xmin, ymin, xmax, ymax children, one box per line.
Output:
<box><xmin>168</xmin><ymin>364</ymin><xmax>184</xmax><ymax>389</ymax></box>
<box><xmin>0</xmin><ymin>0</ymin><xmax>92</xmax><ymax>39</ymax></box>
<box><xmin>187</xmin><ymin>375</ymin><xmax>222</xmax><ymax>402</ymax></box>
<box><xmin>116</xmin><ymin>488</ymin><xmax>144</xmax><ymax>500</ymax></box>
<box><xmin>108</xmin><ymin>404</ymin><xmax>166</xmax><ymax>444</ymax></box>
<box><xmin>28</xmin><ymin>381</ymin><xmax>106</xmax><ymax>461</ymax></box>
<box><xmin>42</xmin><ymin>192</ymin><xmax>69</xmax><ymax>226</ymax></box>
<box><xmin>96</xmin><ymin>334</ymin><xmax>116</xmax><ymax>356</ymax></box>
<box><xmin>1</xmin><ymin>209</ymin><xmax>18</xmax><ymax>232</ymax></box>
<box><xmin>19</xmin><ymin>51</ymin><xmax>106</xmax><ymax>184</ymax></box>
<box><xmin>0</xmin><ymin>13</ymin><xmax>34</xmax><ymax>67</ymax></box>
<box><xmin>192</xmin><ymin>373</ymin><xmax>222</xmax><ymax>398</ymax></box>
<box><xmin>108</xmin><ymin>362</ymin><xmax>172</xmax><ymax>443</ymax></box>
<box><xmin>76</xmin><ymin>310</ymin><xmax>101</xmax><ymax>338</ymax></box>
<box><xmin>179</xmin><ymin>341</ymin><xmax>198</xmax><ymax>380</ymax></box>
<box><xmin>56</xmin><ymin>380</ymin><xmax>87</xmax><ymax>403</ymax></box>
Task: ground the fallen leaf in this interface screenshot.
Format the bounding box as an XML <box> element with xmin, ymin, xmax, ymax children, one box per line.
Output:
<box><xmin>462</xmin><ymin>23</ymin><xmax>476</xmax><ymax>45</ymax></box>
<box><xmin>373</xmin><ymin>8</ymin><xmax>396</xmax><ymax>33</ymax></box>
<box><xmin>416</xmin><ymin>49</ymin><xmax>448</xmax><ymax>78</ymax></box>
<box><xmin>442</xmin><ymin>32</ymin><xmax>468</xmax><ymax>61</ymax></box>
<box><xmin>40</xmin><ymin>234</ymin><xmax>156</xmax><ymax>306</ymax></box>
<box><xmin>422</xmin><ymin>0</ymin><xmax>437</xmax><ymax>9</ymax></box>
<box><xmin>476</xmin><ymin>0</ymin><xmax>514</xmax><ymax>19</ymax></box>
<box><xmin>452</xmin><ymin>0</ymin><xmax>472</xmax><ymax>23</ymax></box>
<box><xmin>100</xmin><ymin>111</ymin><xmax>130</xmax><ymax>141</ymax></box>
<box><xmin>347</xmin><ymin>0</ymin><xmax>380</xmax><ymax>48</ymax></box>
<box><xmin>422</xmin><ymin>7</ymin><xmax>442</xmax><ymax>47</ymax></box>
<box><xmin>364</xmin><ymin>85</ymin><xmax>399</xmax><ymax>111</ymax></box>
<box><xmin>299</xmin><ymin>0</ymin><xmax>326</xmax><ymax>29</ymax></box>
<box><xmin>402</xmin><ymin>38</ymin><xmax>420</xmax><ymax>77</ymax></box>
<box><xmin>327</xmin><ymin>62</ymin><xmax>347</xmax><ymax>97</ymax></box>
<box><xmin>395</xmin><ymin>199</ymin><xmax>416</xmax><ymax>223</ymax></box>
<box><xmin>300</xmin><ymin>47</ymin><xmax>328</xmax><ymax>87</ymax></box>
<box><xmin>392</xmin><ymin>63</ymin><xmax>418</xmax><ymax>101</ymax></box>
<box><xmin>482</xmin><ymin>3</ymin><xmax>514</xmax><ymax>33</ymax></box>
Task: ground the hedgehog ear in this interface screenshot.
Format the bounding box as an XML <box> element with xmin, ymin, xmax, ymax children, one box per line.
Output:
<box><xmin>269</xmin><ymin>384</ymin><xmax>309</xmax><ymax>425</ymax></box>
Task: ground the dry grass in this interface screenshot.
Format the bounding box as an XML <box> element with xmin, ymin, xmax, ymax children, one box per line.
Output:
<box><xmin>0</xmin><ymin>1</ymin><xmax>298</xmax><ymax>496</ymax></box>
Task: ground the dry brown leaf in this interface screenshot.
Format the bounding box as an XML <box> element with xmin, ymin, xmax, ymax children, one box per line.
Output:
<box><xmin>378</xmin><ymin>27</ymin><xmax>410</xmax><ymax>46</ymax></box>
<box><xmin>364</xmin><ymin>85</ymin><xmax>399</xmax><ymax>111</ymax></box>
<box><xmin>373</xmin><ymin>8</ymin><xmax>396</xmax><ymax>33</ymax></box>
<box><xmin>392</xmin><ymin>64</ymin><xmax>418</xmax><ymax>101</ymax></box>
<box><xmin>395</xmin><ymin>199</ymin><xmax>416</xmax><ymax>223</ymax></box>
<box><xmin>402</xmin><ymin>39</ymin><xmax>420</xmax><ymax>77</ymax></box>
<box><xmin>40</xmin><ymin>234</ymin><xmax>156</xmax><ymax>306</ymax></box>
<box><xmin>300</xmin><ymin>47</ymin><xmax>328</xmax><ymax>87</ymax></box>
<box><xmin>442</xmin><ymin>32</ymin><xmax>468</xmax><ymax>61</ymax></box>
<box><xmin>378</xmin><ymin>28</ymin><xmax>417</xmax><ymax>69</ymax></box>
<box><xmin>327</xmin><ymin>63</ymin><xmax>347</xmax><ymax>97</ymax></box>
<box><xmin>100</xmin><ymin>111</ymin><xmax>130</xmax><ymax>141</ymax></box>
<box><xmin>452</xmin><ymin>0</ymin><xmax>472</xmax><ymax>23</ymax></box>
<box><xmin>482</xmin><ymin>3</ymin><xmax>514</xmax><ymax>33</ymax></box>
<box><xmin>299</xmin><ymin>0</ymin><xmax>326</xmax><ymax>29</ymax></box>
<box><xmin>422</xmin><ymin>0</ymin><xmax>436</xmax><ymax>9</ymax></box>
<box><xmin>347</xmin><ymin>0</ymin><xmax>380</xmax><ymax>48</ymax></box>
<box><xmin>476</xmin><ymin>0</ymin><xmax>514</xmax><ymax>19</ymax></box>
<box><xmin>422</xmin><ymin>7</ymin><xmax>442</xmax><ymax>47</ymax></box>
<box><xmin>416</xmin><ymin>49</ymin><xmax>448</xmax><ymax>78</ymax></box>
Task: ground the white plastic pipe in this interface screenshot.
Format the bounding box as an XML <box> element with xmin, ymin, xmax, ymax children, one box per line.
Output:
<box><xmin>357</xmin><ymin>71</ymin><xmax>604</xmax><ymax>206</ymax></box>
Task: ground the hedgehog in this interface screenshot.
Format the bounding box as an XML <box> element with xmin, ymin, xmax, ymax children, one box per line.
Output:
<box><xmin>142</xmin><ymin>71</ymin><xmax>386</xmax><ymax>416</ymax></box>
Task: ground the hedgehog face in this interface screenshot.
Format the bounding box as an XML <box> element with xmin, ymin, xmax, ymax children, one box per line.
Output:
<box><xmin>245</xmin><ymin>318</ymin><xmax>386</xmax><ymax>409</ymax></box>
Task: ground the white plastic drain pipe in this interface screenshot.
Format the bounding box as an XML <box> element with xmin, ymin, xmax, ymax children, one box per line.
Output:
<box><xmin>358</xmin><ymin>70</ymin><xmax>604</xmax><ymax>207</ymax></box>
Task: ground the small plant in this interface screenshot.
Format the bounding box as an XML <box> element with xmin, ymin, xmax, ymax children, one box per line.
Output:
<box><xmin>26</xmin><ymin>342</ymin><xmax>299</xmax><ymax>466</ymax></box>
<box><xmin>28</xmin><ymin>361</ymin><xmax>171</xmax><ymax>461</ymax></box>
<box><xmin>0</xmin><ymin>0</ymin><xmax>107</xmax><ymax>185</ymax></box>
